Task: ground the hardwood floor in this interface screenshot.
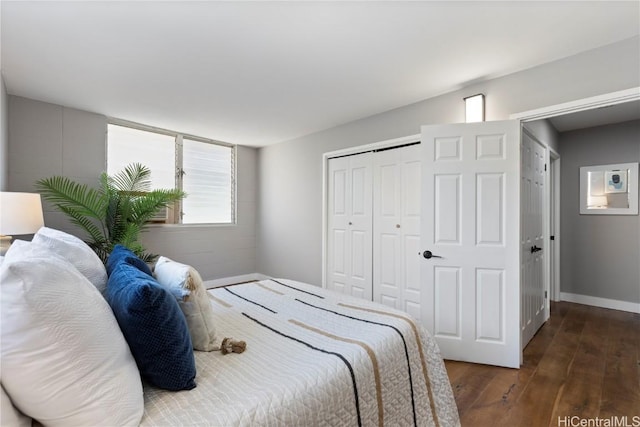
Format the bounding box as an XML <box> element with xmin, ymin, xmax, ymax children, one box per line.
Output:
<box><xmin>444</xmin><ymin>302</ymin><xmax>640</xmax><ymax>427</ymax></box>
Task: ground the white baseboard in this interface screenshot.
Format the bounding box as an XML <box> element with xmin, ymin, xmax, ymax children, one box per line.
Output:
<box><xmin>204</xmin><ymin>273</ymin><xmax>268</xmax><ymax>289</ymax></box>
<box><xmin>560</xmin><ymin>292</ymin><xmax>640</xmax><ymax>314</ymax></box>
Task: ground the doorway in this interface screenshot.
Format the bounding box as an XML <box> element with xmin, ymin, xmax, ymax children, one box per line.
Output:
<box><xmin>512</xmin><ymin>86</ymin><xmax>640</xmax><ymax>315</ymax></box>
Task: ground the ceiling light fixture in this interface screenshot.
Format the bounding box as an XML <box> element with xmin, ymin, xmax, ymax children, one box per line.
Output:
<box><xmin>464</xmin><ymin>94</ymin><xmax>485</xmax><ymax>123</ymax></box>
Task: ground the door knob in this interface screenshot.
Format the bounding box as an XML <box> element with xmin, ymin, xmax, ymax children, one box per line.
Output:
<box><xmin>422</xmin><ymin>250</ymin><xmax>443</xmax><ymax>259</ymax></box>
<box><xmin>530</xmin><ymin>245</ymin><xmax>542</xmax><ymax>253</ymax></box>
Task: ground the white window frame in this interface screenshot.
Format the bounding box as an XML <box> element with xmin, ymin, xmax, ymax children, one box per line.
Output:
<box><xmin>107</xmin><ymin>118</ymin><xmax>237</xmax><ymax>226</ymax></box>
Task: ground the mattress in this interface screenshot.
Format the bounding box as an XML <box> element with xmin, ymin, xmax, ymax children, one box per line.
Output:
<box><xmin>140</xmin><ymin>279</ymin><xmax>460</xmax><ymax>426</ymax></box>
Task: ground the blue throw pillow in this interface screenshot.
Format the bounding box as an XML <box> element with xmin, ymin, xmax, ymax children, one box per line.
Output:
<box><xmin>106</xmin><ymin>245</ymin><xmax>153</xmax><ymax>277</ymax></box>
<box><xmin>106</xmin><ymin>261</ymin><xmax>196</xmax><ymax>391</ymax></box>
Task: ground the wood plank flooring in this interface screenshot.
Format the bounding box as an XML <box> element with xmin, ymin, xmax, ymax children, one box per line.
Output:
<box><xmin>444</xmin><ymin>302</ymin><xmax>640</xmax><ymax>427</ymax></box>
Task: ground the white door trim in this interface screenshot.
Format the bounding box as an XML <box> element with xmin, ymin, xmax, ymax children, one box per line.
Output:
<box><xmin>510</xmin><ymin>87</ymin><xmax>640</xmax><ymax>122</ymax></box>
<box><xmin>549</xmin><ymin>151</ymin><xmax>561</xmax><ymax>302</ymax></box>
<box><xmin>322</xmin><ymin>134</ymin><xmax>420</xmax><ymax>289</ymax></box>
<box><xmin>323</xmin><ymin>134</ymin><xmax>421</xmax><ymax>160</ymax></box>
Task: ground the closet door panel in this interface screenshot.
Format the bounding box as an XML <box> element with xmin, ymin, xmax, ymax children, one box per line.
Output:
<box><xmin>327</xmin><ymin>157</ymin><xmax>350</xmax><ymax>294</ymax></box>
<box><xmin>348</xmin><ymin>154</ymin><xmax>373</xmax><ymax>300</ymax></box>
<box><xmin>327</xmin><ymin>153</ymin><xmax>373</xmax><ymax>300</ymax></box>
<box><xmin>402</xmin><ymin>156</ymin><xmax>422</xmax><ymax>322</ymax></box>
<box><xmin>373</xmin><ymin>150</ymin><xmax>400</xmax><ymax>308</ymax></box>
<box><xmin>373</xmin><ymin>145</ymin><xmax>421</xmax><ymax>313</ymax></box>
<box><xmin>328</xmin><ymin>143</ymin><xmax>420</xmax><ymax>310</ymax></box>
<box><xmin>332</xmin><ymin>229</ymin><xmax>346</xmax><ymax>276</ymax></box>
<box><xmin>404</xmin><ymin>234</ymin><xmax>422</xmax><ymax>320</ymax></box>
<box><xmin>379</xmin><ymin>232</ymin><xmax>399</xmax><ymax>307</ymax></box>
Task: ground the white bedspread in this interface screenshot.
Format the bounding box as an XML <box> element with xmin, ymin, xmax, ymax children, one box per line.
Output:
<box><xmin>140</xmin><ymin>279</ymin><xmax>460</xmax><ymax>426</ymax></box>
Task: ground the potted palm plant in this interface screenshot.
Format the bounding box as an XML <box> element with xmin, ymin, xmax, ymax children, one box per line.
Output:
<box><xmin>36</xmin><ymin>163</ymin><xmax>185</xmax><ymax>263</ymax></box>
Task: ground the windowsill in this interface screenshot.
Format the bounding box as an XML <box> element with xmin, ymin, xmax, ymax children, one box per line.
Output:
<box><xmin>146</xmin><ymin>222</ymin><xmax>237</xmax><ymax>229</ymax></box>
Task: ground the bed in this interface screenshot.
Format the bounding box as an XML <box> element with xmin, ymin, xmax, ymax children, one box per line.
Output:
<box><xmin>141</xmin><ymin>278</ymin><xmax>460</xmax><ymax>427</ymax></box>
<box><xmin>1</xmin><ymin>227</ymin><xmax>459</xmax><ymax>427</ymax></box>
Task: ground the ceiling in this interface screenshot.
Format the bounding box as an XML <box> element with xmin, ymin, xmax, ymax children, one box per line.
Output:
<box><xmin>2</xmin><ymin>2</ymin><xmax>639</xmax><ymax>147</ymax></box>
<box><xmin>548</xmin><ymin>99</ymin><xmax>640</xmax><ymax>132</ymax></box>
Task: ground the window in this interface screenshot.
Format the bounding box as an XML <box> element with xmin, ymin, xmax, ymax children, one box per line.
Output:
<box><xmin>107</xmin><ymin>122</ymin><xmax>235</xmax><ymax>224</ymax></box>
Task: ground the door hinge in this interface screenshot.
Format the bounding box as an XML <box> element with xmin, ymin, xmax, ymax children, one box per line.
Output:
<box><xmin>544</xmin><ymin>164</ymin><xmax>547</xmax><ymax>171</ymax></box>
<box><xmin>545</xmin><ymin>291</ymin><xmax>548</xmax><ymax>299</ymax></box>
<box><xmin>550</xmin><ymin>235</ymin><xmax>555</xmax><ymax>241</ymax></box>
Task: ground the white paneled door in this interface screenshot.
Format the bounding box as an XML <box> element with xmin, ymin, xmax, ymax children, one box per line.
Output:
<box><xmin>372</xmin><ymin>145</ymin><xmax>422</xmax><ymax>322</ymax></box>
<box><xmin>421</xmin><ymin>120</ymin><xmax>521</xmax><ymax>368</ymax></box>
<box><xmin>521</xmin><ymin>131</ymin><xmax>547</xmax><ymax>348</ymax></box>
<box><xmin>327</xmin><ymin>153</ymin><xmax>373</xmax><ymax>300</ymax></box>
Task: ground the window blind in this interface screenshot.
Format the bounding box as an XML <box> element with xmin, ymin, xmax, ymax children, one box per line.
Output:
<box><xmin>107</xmin><ymin>124</ymin><xmax>175</xmax><ymax>190</ymax></box>
<box><xmin>182</xmin><ymin>139</ymin><xmax>234</xmax><ymax>224</ymax></box>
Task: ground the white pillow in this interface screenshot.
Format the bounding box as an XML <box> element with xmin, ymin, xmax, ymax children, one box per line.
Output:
<box><xmin>32</xmin><ymin>226</ymin><xmax>107</xmax><ymax>293</ymax></box>
<box><xmin>1</xmin><ymin>384</ymin><xmax>31</xmax><ymax>427</ymax></box>
<box><xmin>0</xmin><ymin>255</ymin><xmax>144</xmax><ymax>426</ymax></box>
<box><xmin>6</xmin><ymin>240</ymin><xmax>84</xmax><ymax>275</ymax></box>
<box><xmin>154</xmin><ymin>256</ymin><xmax>217</xmax><ymax>351</ymax></box>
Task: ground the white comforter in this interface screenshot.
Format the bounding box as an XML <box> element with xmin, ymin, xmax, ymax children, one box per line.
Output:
<box><xmin>140</xmin><ymin>279</ymin><xmax>460</xmax><ymax>426</ymax></box>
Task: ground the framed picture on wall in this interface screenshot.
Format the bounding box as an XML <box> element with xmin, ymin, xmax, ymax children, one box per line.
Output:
<box><xmin>604</xmin><ymin>170</ymin><xmax>628</xmax><ymax>193</ymax></box>
<box><xmin>580</xmin><ymin>162</ymin><xmax>638</xmax><ymax>215</ymax></box>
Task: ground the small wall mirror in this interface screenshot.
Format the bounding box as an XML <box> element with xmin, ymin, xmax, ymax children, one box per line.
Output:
<box><xmin>580</xmin><ymin>162</ymin><xmax>638</xmax><ymax>215</ymax></box>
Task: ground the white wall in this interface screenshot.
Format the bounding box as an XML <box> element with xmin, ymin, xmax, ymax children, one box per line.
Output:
<box><xmin>523</xmin><ymin>119</ymin><xmax>560</xmax><ymax>154</ymax></box>
<box><xmin>257</xmin><ymin>36</ymin><xmax>640</xmax><ymax>286</ymax></box>
<box><xmin>0</xmin><ymin>75</ymin><xmax>8</xmax><ymax>190</ymax></box>
<box><xmin>7</xmin><ymin>95</ymin><xmax>258</xmax><ymax>280</ymax></box>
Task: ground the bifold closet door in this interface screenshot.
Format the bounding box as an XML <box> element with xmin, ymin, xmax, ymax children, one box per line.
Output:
<box><xmin>326</xmin><ymin>153</ymin><xmax>373</xmax><ymax>300</ymax></box>
<box><xmin>372</xmin><ymin>145</ymin><xmax>422</xmax><ymax>321</ymax></box>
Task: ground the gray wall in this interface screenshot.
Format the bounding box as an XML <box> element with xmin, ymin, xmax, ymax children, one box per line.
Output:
<box><xmin>7</xmin><ymin>95</ymin><xmax>258</xmax><ymax>280</ymax></box>
<box><xmin>559</xmin><ymin>120</ymin><xmax>640</xmax><ymax>304</ymax></box>
<box><xmin>257</xmin><ymin>37</ymin><xmax>640</xmax><ymax>286</ymax></box>
<box><xmin>1</xmin><ymin>75</ymin><xmax>8</xmax><ymax>190</ymax></box>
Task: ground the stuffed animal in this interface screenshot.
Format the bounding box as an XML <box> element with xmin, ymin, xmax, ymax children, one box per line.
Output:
<box><xmin>217</xmin><ymin>337</ymin><xmax>247</xmax><ymax>355</ymax></box>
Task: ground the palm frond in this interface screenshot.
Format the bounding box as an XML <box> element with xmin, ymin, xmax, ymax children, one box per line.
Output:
<box><xmin>57</xmin><ymin>205</ymin><xmax>106</xmax><ymax>244</ymax></box>
<box><xmin>99</xmin><ymin>172</ymin><xmax>114</xmax><ymax>198</ymax></box>
<box><xmin>118</xmin><ymin>223</ymin><xmax>142</xmax><ymax>248</ymax></box>
<box><xmin>110</xmin><ymin>163</ymin><xmax>152</xmax><ymax>193</ymax></box>
<box><xmin>36</xmin><ymin>176</ymin><xmax>107</xmax><ymax>219</ymax></box>
<box><xmin>105</xmin><ymin>195</ymin><xmax>127</xmax><ymax>244</ymax></box>
<box><xmin>37</xmin><ymin>163</ymin><xmax>185</xmax><ymax>265</ymax></box>
<box><xmin>118</xmin><ymin>228</ymin><xmax>157</xmax><ymax>263</ymax></box>
<box><xmin>138</xmin><ymin>251</ymin><xmax>159</xmax><ymax>264</ymax></box>
<box><xmin>36</xmin><ymin>176</ymin><xmax>109</xmax><ymax>239</ymax></box>
<box><xmin>130</xmin><ymin>189</ymin><xmax>185</xmax><ymax>226</ymax></box>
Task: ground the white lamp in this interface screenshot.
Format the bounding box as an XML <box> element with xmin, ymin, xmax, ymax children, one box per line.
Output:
<box><xmin>0</xmin><ymin>192</ymin><xmax>45</xmax><ymax>255</ymax></box>
<box><xmin>464</xmin><ymin>93</ymin><xmax>485</xmax><ymax>123</ymax></box>
<box><xmin>587</xmin><ymin>195</ymin><xmax>608</xmax><ymax>209</ymax></box>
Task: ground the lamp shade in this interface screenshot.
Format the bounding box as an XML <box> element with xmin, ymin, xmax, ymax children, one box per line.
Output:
<box><xmin>0</xmin><ymin>192</ymin><xmax>45</xmax><ymax>235</ymax></box>
<box><xmin>587</xmin><ymin>195</ymin><xmax>608</xmax><ymax>208</ymax></box>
